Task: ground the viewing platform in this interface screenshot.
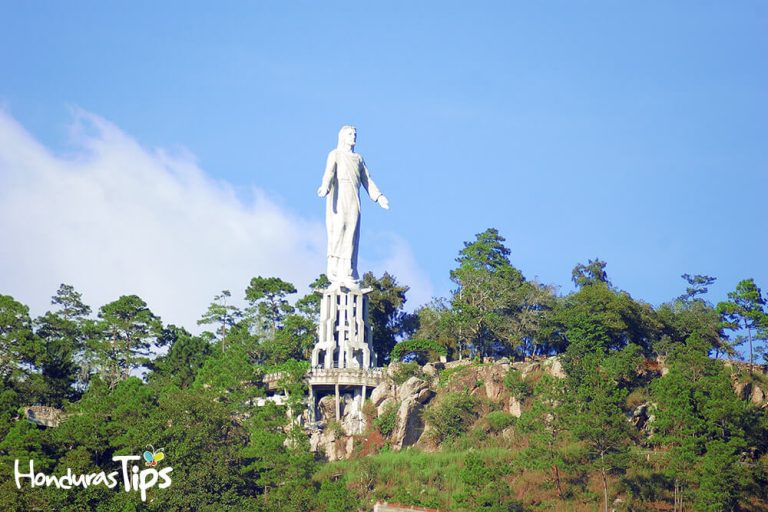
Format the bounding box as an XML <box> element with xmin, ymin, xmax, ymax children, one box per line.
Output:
<box><xmin>264</xmin><ymin>367</ymin><xmax>385</xmax><ymax>392</ymax></box>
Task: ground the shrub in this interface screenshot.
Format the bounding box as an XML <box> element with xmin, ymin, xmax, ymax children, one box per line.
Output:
<box><xmin>327</xmin><ymin>420</ymin><xmax>345</xmax><ymax>437</ymax></box>
<box><xmin>424</xmin><ymin>391</ymin><xmax>478</xmax><ymax>442</ymax></box>
<box><xmin>390</xmin><ymin>339</ymin><xmax>448</xmax><ymax>363</ymax></box>
<box><xmin>392</xmin><ymin>361</ymin><xmax>423</xmax><ymax>384</ymax></box>
<box><xmin>374</xmin><ymin>402</ymin><xmax>399</xmax><ymax>437</ymax></box>
<box><xmin>486</xmin><ymin>410</ymin><xmax>515</xmax><ymax>432</ymax></box>
<box><xmin>316</xmin><ymin>479</ymin><xmax>356</xmax><ymax>512</ymax></box>
<box><xmin>503</xmin><ymin>369</ymin><xmax>530</xmax><ymax>399</ymax></box>
<box><xmin>362</xmin><ymin>399</ymin><xmax>377</xmax><ymax>422</ymax></box>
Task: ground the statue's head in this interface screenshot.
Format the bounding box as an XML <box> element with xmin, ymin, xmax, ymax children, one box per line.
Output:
<box><xmin>337</xmin><ymin>125</ymin><xmax>357</xmax><ymax>150</ymax></box>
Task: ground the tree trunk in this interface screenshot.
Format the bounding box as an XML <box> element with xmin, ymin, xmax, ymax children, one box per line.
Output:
<box><xmin>553</xmin><ymin>464</ymin><xmax>562</xmax><ymax>498</ymax></box>
<box><xmin>600</xmin><ymin>452</ymin><xmax>609</xmax><ymax>512</ymax></box>
<box><xmin>673</xmin><ymin>478</ymin><xmax>678</xmax><ymax>512</ymax></box>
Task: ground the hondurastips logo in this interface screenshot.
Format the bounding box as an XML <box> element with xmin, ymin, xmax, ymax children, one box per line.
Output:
<box><xmin>14</xmin><ymin>453</ymin><xmax>173</xmax><ymax>502</ymax></box>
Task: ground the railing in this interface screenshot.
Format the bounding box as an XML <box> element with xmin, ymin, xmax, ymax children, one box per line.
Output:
<box><xmin>263</xmin><ymin>366</ymin><xmax>385</xmax><ymax>389</ymax></box>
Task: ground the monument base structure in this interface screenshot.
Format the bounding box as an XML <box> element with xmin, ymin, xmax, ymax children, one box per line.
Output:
<box><xmin>307</xmin><ymin>286</ymin><xmax>382</xmax><ymax>429</ymax></box>
<box><xmin>262</xmin><ymin>285</ymin><xmax>384</xmax><ymax>433</ymax></box>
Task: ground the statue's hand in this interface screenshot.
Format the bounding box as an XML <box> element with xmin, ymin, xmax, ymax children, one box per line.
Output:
<box><xmin>317</xmin><ymin>186</ymin><xmax>328</xmax><ymax>197</ymax></box>
<box><xmin>377</xmin><ymin>195</ymin><xmax>390</xmax><ymax>210</ymax></box>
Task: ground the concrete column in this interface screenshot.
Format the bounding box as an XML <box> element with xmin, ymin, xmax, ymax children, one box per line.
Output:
<box><xmin>335</xmin><ymin>383</ymin><xmax>340</xmax><ymax>421</ymax></box>
<box><xmin>308</xmin><ymin>386</ymin><xmax>315</xmax><ymax>423</ymax></box>
<box><xmin>362</xmin><ymin>384</ymin><xmax>367</xmax><ymax>402</ymax></box>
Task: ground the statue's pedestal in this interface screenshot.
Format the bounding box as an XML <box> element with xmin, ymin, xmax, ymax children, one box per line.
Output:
<box><xmin>311</xmin><ymin>286</ymin><xmax>376</xmax><ymax>370</ymax></box>
<box><xmin>308</xmin><ymin>286</ymin><xmax>378</xmax><ymax>425</ymax></box>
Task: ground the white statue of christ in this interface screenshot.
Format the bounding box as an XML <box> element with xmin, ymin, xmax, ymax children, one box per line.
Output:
<box><xmin>317</xmin><ymin>126</ymin><xmax>389</xmax><ymax>287</ymax></box>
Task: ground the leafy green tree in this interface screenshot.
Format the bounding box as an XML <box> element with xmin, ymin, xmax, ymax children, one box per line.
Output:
<box><xmin>694</xmin><ymin>439</ymin><xmax>745</xmax><ymax>512</ymax></box>
<box><xmin>245</xmin><ymin>277</ymin><xmax>297</xmax><ymax>337</ymax></box>
<box><xmin>316</xmin><ymin>480</ymin><xmax>356</xmax><ymax>512</ymax></box>
<box><xmin>0</xmin><ymin>419</ymin><xmax>54</xmax><ymax>511</ymax></box>
<box><xmin>561</xmin><ymin>325</ymin><xmax>635</xmax><ymax>512</ymax></box>
<box><xmin>361</xmin><ymin>271</ymin><xmax>417</xmax><ymax>364</ymax></box>
<box><xmin>517</xmin><ymin>374</ymin><xmax>571</xmax><ymax>498</ymax></box>
<box><xmin>512</xmin><ymin>280</ymin><xmax>557</xmax><ymax>356</ymax></box>
<box><xmin>651</xmin><ymin>335</ymin><xmax>748</xmax><ymax>511</ymax></box>
<box><xmin>678</xmin><ymin>274</ymin><xmax>717</xmax><ymax>302</ymax></box>
<box><xmin>136</xmin><ymin>385</ymin><xmax>251</xmax><ymax>511</ymax></box>
<box><xmin>255</xmin><ymin>274</ymin><xmax>331</xmax><ymax>366</ymax></box>
<box><xmin>413</xmin><ymin>298</ymin><xmax>461</xmax><ymax>359</ymax></box>
<box><xmin>0</xmin><ymin>295</ymin><xmax>36</xmax><ymax>385</ymax></box>
<box><xmin>31</xmin><ymin>313</ymin><xmax>79</xmax><ymax>406</ymax></box>
<box><xmin>241</xmin><ymin>400</ymin><xmax>316</xmax><ymax>510</ymax></box>
<box><xmin>0</xmin><ymin>387</ymin><xmax>19</xmax><ymax>441</ymax></box>
<box><xmin>450</xmin><ymin>228</ymin><xmax>530</xmax><ymax>357</ymax></box>
<box><xmin>194</xmin><ymin>338</ymin><xmax>261</xmax><ymax>402</ymax></box>
<box><xmin>295</xmin><ymin>274</ymin><xmax>331</xmax><ymax>321</ymax></box>
<box><xmin>148</xmin><ymin>326</ymin><xmax>212</xmax><ymax>389</ymax></box>
<box><xmin>568</xmin><ymin>365</ymin><xmax>630</xmax><ymax>512</ymax></box>
<box><xmin>197</xmin><ymin>290</ymin><xmax>243</xmax><ymax>343</ymax></box>
<box><xmin>571</xmin><ymin>258</ymin><xmax>610</xmax><ymax>288</ymax></box>
<box><xmin>656</xmin><ymin>274</ymin><xmax>723</xmax><ymax>358</ymax></box>
<box><xmin>657</xmin><ymin>302</ymin><xmax>723</xmax><ymax>358</ymax></box>
<box><xmin>93</xmin><ymin>295</ymin><xmax>163</xmax><ymax>389</ymax></box>
<box><xmin>30</xmin><ymin>284</ymin><xmax>93</xmax><ymax>405</ymax></box>
<box><xmin>717</xmin><ymin>278</ymin><xmax>768</xmax><ymax>371</ymax></box>
<box><xmin>258</xmin><ymin>314</ymin><xmax>315</xmax><ymax>366</ymax></box>
<box><xmin>555</xmin><ymin>281</ymin><xmax>660</xmax><ymax>355</ymax></box>
<box><xmin>448</xmin><ymin>228</ymin><xmax>556</xmax><ymax>358</ymax></box>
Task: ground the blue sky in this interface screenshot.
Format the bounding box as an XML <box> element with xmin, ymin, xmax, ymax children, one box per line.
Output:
<box><xmin>1</xmin><ymin>2</ymin><xmax>766</xmax><ymax>328</ymax></box>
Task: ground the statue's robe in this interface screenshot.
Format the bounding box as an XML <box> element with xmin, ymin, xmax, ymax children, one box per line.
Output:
<box><xmin>320</xmin><ymin>148</ymin><xmax>382</xmax><ymax>281</ymax></box>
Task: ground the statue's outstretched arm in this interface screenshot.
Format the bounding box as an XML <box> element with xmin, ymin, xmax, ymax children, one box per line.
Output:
<box><xmin>361</xmin><ymin>159</ymin><xmax>389</xmax><ymax>209</ymax></box>
<box><xmin>318</xmin><ymin>150</ymin><xmax>336</xmax><ymax>197</ymax></box>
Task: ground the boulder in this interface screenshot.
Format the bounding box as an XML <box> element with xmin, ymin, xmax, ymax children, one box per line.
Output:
<box><xmin>309</xmin><ymin>429</ymin><xmax>354</xmax><ymax>461</ymax></box>
<box><xmin>509</xmin><ymin>396</ymin><xmax>522</xmax><ymax>418</ymax></box>
<box><xmin>521</xmin><ymin>362</ymin><xmax>541</xmax><ymax>379</ymax></box>
<box><xmin>543</xmin><ymin>357</ymin><xmax>566</xmax><ymax>379</ymax></box>
<box><xmin>484</xmin><ymin>376</ymin><xmax>505</xmax><ymax>401</ymax></box>
<box><xmin>631</xmin><ymin>403</ymin><xmax>650</xmax><ymax>430</ymax></box>
<box><xmin>370</xmin><ymin>383</ymin><xmax>392</xmax><ymax>407</ymax></box>
<box><xmin>752</xmin><ymin>385</ymin><xmax>766</xmax><ymax>405</ymax></box>
<box><xmin>318</xmin><ymin>395</ymin><xmax>337</xmax><ymax>421</ymax></box>
<box><xmin>422</xmin><ymin>363</ymin><xmax>439</xmax><ymax>378</ymax></box>
<box><xmin>416</xmin><ymin>387</ymin><xmax>435</xmax><ymax>404</ymax></box>
<box><xmin>392</xmin><ymin>397</ymin><xmax>426</xmax><ymax>450</ymax></box>
<box><xmin>444</xmin><ymin>359</ymin><xmax>473</xmax><ymax>370</ymax></box>
<box><xmin>398</xmin><ymin>376</ymin><xmax>429</xmax><ymax>401</ymax></box>
<box><xmin>340</xmin><ymin>394</ymin><xmax>366</xmax><ymax>435</ymax></box>
<box><xmin>733</xmin><ymin>380</ymin><xmax>752</xmax><ymax>400</ymax></box>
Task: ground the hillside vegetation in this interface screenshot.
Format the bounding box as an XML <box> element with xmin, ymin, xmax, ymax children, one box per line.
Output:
<box><xmin>1</xmin><ymin>228</ymin><xmax>767</xmax><ymax>511</ymax></box>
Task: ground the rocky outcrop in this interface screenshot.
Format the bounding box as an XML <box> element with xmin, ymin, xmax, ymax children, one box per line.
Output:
<box><xmin>310</xmin><ymin>428</ymin><xmax>355</xmax><ymax>461</ymax></box>
<box><xmin>508</xmin><ymin>396</ymin><xmax>523</xmax><ymax>418</ymax></box>
<box><xmin>23</xmin><ymin>406</ymin><xmax>64</xmax><ymax>428</ymax></box>
<box><xmin>367</xmin><ymin>375</ymin><xmax>436</xmax><ymax>451</ymax></box>
<box><xmin>306</xmin><ymin>356</ymin><xmax>768</xmax><ymax>461</ymax></box>
<box><xmin>630</xmin><ymin>402</ymin><xmax>652</xmax><ymax>431</ymax></box>
<box><xmin>733</xmin><ymin>376</ymin><xmax>768</xmax><ymax>407</ymax></box>
<box><xmin>543</xmin><ymin>356</ymin><xmax>566</xmax><ymax>379</ymax></box>
<box><xmin>309</xmin><ymin>372</ymin><xmax>439</xmax><ymax>458</ymax></box>
<box><xmin>391</xmin><ymin>377</ymin><xmax>435</xmax><ymax>450</ymax></box>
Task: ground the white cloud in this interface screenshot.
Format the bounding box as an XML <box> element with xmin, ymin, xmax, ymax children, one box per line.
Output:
<box><xmin>0</xmin><ymin>109</ymin><xmax>434</xmax><ymax>331</ymax></box>
<box><xmin>0</xmin><ymin>109</ymin><xmax>334</xmax><ymax>330</ymax></box>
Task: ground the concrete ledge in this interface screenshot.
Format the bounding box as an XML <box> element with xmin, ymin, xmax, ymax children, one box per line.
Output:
<box><xmin>264</xmin><ymin>367</ymin><xmax>385</xmax><ymax>391</ymax></box>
